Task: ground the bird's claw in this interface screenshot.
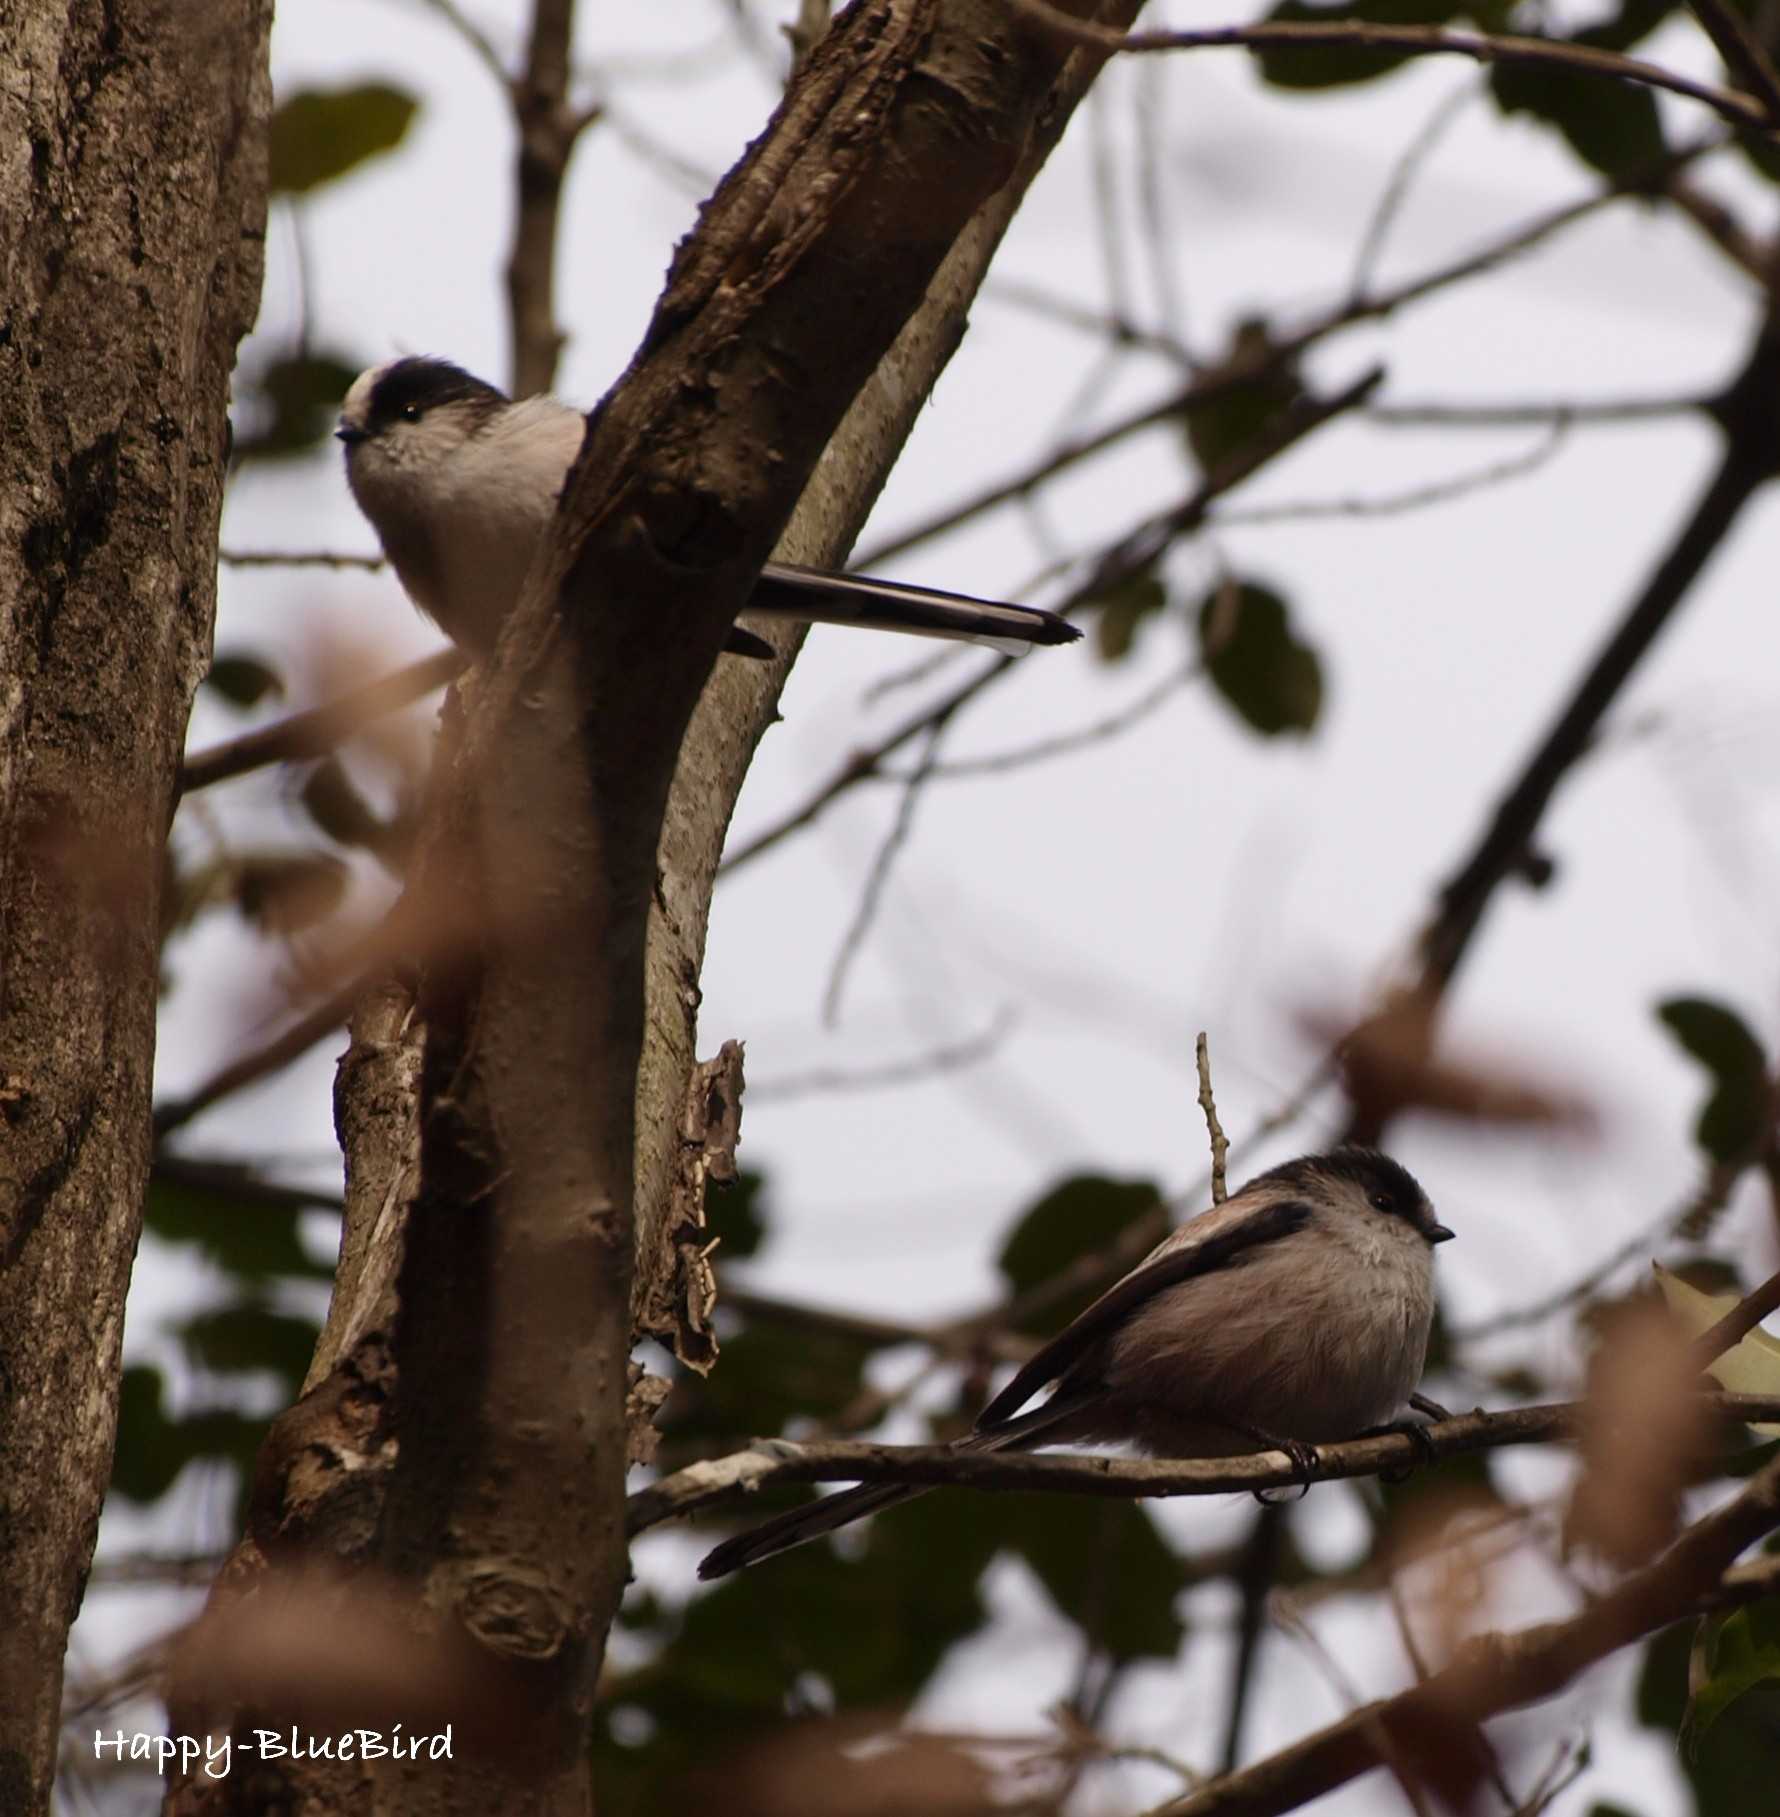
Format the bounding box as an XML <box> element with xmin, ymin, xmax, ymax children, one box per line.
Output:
<box><xmin>1254</xmin><ymin>1434</ymin><xmax>1319</xmax><ymax>1503</ymax></box>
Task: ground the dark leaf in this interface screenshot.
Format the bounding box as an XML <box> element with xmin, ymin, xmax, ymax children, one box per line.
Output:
<box><xmin>298</xmin><ymin>759</ymin><xmax>412</xmax><ymax>871</ymax></box>
<box><xmin>145</xmin><ymin>1168</ymin><xmax>336</xmax><ymax>1282</ymax></box>
<box><xmin>997</xmin><ymin>1496</ymin><xmax>1185</xmax><ymax>1661</ymax></box>
<box><xmin>1257</xmin><ymin>0</ymin><xmax>1475</xmax><ymax>90</ymax></box>
<box><xmin>664</xmin><ymin>1320</ymin><xmax>876</xmax><ymax>1448</ymax></box>
<box><xmin>1198</xmin><ymin>582</ymin><xmax>1323</xmax><ymax>737</ymax></box>
<box><xmin>176</xmin><ymin>1302</ymin><xmax>322</xmax><ymax>1397</ymax></box>
<box><xmin>996</xmin><ymin>1174</ymin><xmax>1164</xmax><ymax>1337</ymax></box>
<box><xmin>110</xmin><ymin>1365</ymin><xmax>268</xmax><ymax>1506</ymax></box>
<box><xmin>236</xmin><ymin>850</ymin><xmax>350</xmax><ymax>936</ymax></box>
<box><xmin>205</xmin><ymin>653</ymin><xmax>285</xmax><ymax>709</ymax></box>
<box><xmin>1638</xmin><ymin>1620</ymin><xmax>1780</xmax><ymax>1814</ymax></box>
<box><xmin>270</xmin><ymin>84</ymin><xmax>419</xmax><ymax>197</ymax></box>
<box><xmin>1683</xmin><ymin>1602</ymin><xmax>1780</xmax><ymax>1758</ymax></box>
<box><xmin>1088</xmin><ymin>573</ymin><xmax>1169</xmax><ymax>663</ymax></box>
<box><xmin>1182</xmin><ymin>319</ymin><xmax>1305</xmax><ymax>472</ymax></box>
<box><xmin>233</xmin><ymin>352</ymin><xmax>361</xmax><ymax>461</ymax></box>
<box><xmin>1490</xmin><ymin>51</ymin><xmax>1666</xmax><ymax>179</ymax></box>
<box><xmin>706</xmin><ymin>1168</ymin><xmax>768</xmax><ymax>1262</ymax></box>
<box><xmin>1656</xmin><ymin>997</ymin><xmax>1770</xmax><ymax>1164</ymax></box>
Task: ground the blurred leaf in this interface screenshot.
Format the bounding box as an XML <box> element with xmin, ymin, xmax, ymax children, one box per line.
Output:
<box><xmin>998</xmin><ymin>1496</ymin><xmax>1185</xmax><ymax>1661</ymax></box>
<box><xmin>1257</xmin><ymin>0</ymin><xmax>1476</xmax><ymax>90</ymax></box>
<box><xmin>110</xmin><ymin>1364</ymin><xmax>268</xmax><ymax>1506</ymax></box>
<box><xmin>665</xmin><ymin>1320</ymin><xmax>875</xmax><ymax>1449</ymax></box>
<box><xmin>269</xmin><ymin>84</ymin><xmax>419</xmax><ymax>196</ymax></box>
<box><xmin>1183</xmin><ymin>319</ymin><xmax>1305</xmax><ymax>472</ymax></box>
<box><xmin>706</xmin><ymin>1168</ymin><xmax>768</xmax><ymax>1262</ymax></box>
<box><xmin>233</xmin><ymin>351</ymin><xmax>361</xmax><ymax>461</ymax></box>
<box><xmin>1684</xmin><ymin>1603</ymin><xmax>1780</xmax><ymax>1757</ymax></box>
<box><xmin>1639</xmin><ymin>1620</ymin><xmax>1780</xmax><ymax>1811</ymax></box>
<box><xmin>1088</xmin><ymin>573</ymin><xmax>1169</xmax><ymax>663</ymax></box>
<box><xmin>1198</xmin><ymin>582</ymin><xmax>1323</xmax><ymax>737</ymax></box>
<box><xmin>145</xmin><ymin>1168</ymin><xmax>336</xmax><ymax>1282</ymax></box>
<box><xmin>1491</xmin><ymin>57</ymin><xmax>1665</xmax><ymax>180</ymax></box>
<box><xmin>205</xmin><ymin>653</ymin><xmax>285</xmax><ymax>709</ymax></box>
<box><xmin>996</xmin><ymin>1174</ymin><xmax>1163</xmax><ymax>1338</ymax></box>
<box><xmin>1657</xmin><ymin>997</ymin><xmax>1770</xmax><ymax>1164</ymax></box>
<box><xmin>1652</xmin><ymin>1262</ymin><xmax>1780</xmax><ymax>1435</ymax></box>
<box><xmin>176</xmin><ymin>1302</ymin><xmax>320</xmax><ymax>1397</ymax></box>
<box><xmin>299</xmin><ymin>759</ymin><xmax>412</xmax><ymax>872</ymax></box>
<box><xmin>236</xmin><ymin>850</ymin><xmax>350</xmax><ymax>936</ymax></box>
<box><xmin>1580</xmin><ymin>0</ymin><xmax>1676</xmax><ymax>51</ymax></box>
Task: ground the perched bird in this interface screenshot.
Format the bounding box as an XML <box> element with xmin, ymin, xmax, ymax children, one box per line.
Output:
<box><xmin>335</xmin><ymin>357</ymin><xmax>1080</xmax><ymax>659</ymax></box>
<box><xmin>699</xmin><ymin>1147</ymin><xmax>1452</xmax><ymax>1578</ymax></box>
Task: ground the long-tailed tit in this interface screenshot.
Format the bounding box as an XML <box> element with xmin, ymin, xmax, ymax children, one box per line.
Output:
<box><xmin>699</xmin><ymin>1147</ymin><xmax>1453</xmax><ymax>1578</ymax></box>
<box><xmin>335</xmin><ymin>358</ymin><xmax>1079</xmax><ymax>659</ymax></box>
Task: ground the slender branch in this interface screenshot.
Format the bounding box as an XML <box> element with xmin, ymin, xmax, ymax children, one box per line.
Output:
<box><xmin>1005</xmin><ymin>1</ymin><xmax>1776</xmax><ymax>132</ymax></box>
<box><xmin>1196</xmin><ymin>1032</ymin><xmax>1229</xmax><ymax>1204</ymax></box>
<box><xmin>506</xmin><ymin>0</ymin><xmax>587</xmax><ymax>395</ymax></box>
<box><xmin>1366</xmin><ymin>392</ymin><xmax>1707</xmax><ymax>427</ymax></box>
<box><xmin>178</xmin><ymin>648</ymin><xmax>463</xmax><ymax>796</ymax></box>
<box><xmin>1683</xmin><ymin>0</ymin><xmax>1780</xmax><ymax>124</ymax></box>
<box><xmin>750</xmin><ymin>1009</ymin><xmax>1015</xmax><ymax>1100</ymax></box>
<box><xmin>416</xmin><ymin>0</ymin><xmax>507</xmax><ymax>84</ymax></box>
<box><xmin>627</xmin><ymin>1392</ymin><xmax>1780</xmax><ymax>1535</ymax></box>
<box><xmin>1692</xmin><ymin>1263</ymin><xmax>1780</xmax><ymax>1368</ymax></box>
<box><xmin>1149</xmin><ymin>1448</ymin><xmax>1780</xmax><ymax>1816</ymax></box>
<box><xmin>1347</xmin><ymin>81</ymin><xmax>1476</xmax><ymax>306</ymax></box>
<box><xmin>151</xmin><ymin>972</ymin><xmax>365</xmax><ymax>1139</ymax></box>
<box><xmin>218</xmin><ymin>547</ymin><xmax>384</xmax><ymax>570</ymax></box>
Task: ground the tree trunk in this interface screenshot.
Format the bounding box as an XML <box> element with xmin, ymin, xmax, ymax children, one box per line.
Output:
<box><xmin>0</xmin><ymin>1</ymin><xmax>272</xmax><ymax>1809</ymax></box>
<box><xmin>168</xmin><ymin>4</ymin><xmax>1140</xmax><ymax>1812</ymax></box>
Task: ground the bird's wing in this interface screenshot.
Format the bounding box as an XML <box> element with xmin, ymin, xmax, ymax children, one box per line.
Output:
<box><xmin>749</xmin><ymin>562</ymin><xmax>1079</xmax><ymax>654</ymax></box>
<box><xmin>974</xmin><ymin>1196</ymin><xmax>1314</xmax><ymax>1431</ymax></box>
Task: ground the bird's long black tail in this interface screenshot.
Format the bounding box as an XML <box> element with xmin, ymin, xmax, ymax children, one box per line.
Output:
<box><xmin>696</xmin><ymin>1394</ymin><xmax>1091</xmax><ymax>1579</ymax></box>
<box><xmin>745</xmin><ymin>562</ymin><xmax>1078</xmax><ymax>656</ymax></box>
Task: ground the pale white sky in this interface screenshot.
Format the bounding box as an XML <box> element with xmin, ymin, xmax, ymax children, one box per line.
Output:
<box><xmin>79</xmin><ymin>4</ymin><xmax>1780</xmax><ymax>1811</ymax></box>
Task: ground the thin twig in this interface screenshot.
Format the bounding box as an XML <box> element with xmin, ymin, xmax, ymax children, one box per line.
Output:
<box><xmin>821</xmin><ymin>721</ymin><xmax>946</xmax><ymax>1025</ymax></box>
<box><xmin>750</xmin><ymin>1009</ymin><xmax>1016</xmax><ymax>1101</ymax></box>
<box><xmin>1348</xmin><ymin>81</ymin><xmax>1477</xmax><ymax>305</ymax></box>
<box><xmin>1691</xmin><ymin>1263</ymin><xmax>1780</xmax><ymax>1369</ymax></box>
<box><xmin>1005</xmin><ymin>1</ymin><xmax>1776</xmax><ymax>133</ymax></box>
<box><xmin>1683</xmin><ymin>0</ymin><xmax>1780</xmax><ymax>123</ymax></box>
<box><xmin>178</xmin><ymin>648</ymin><xmax>463</xmax><ymax>797</ymax></box>
<box><xmin>1366</xmin><ymin>392</ymin><xmax>1708</xmax><ymax>427</ymax></box>
<box><xmin>416</xmin><ymin>0</ymin><xmax>508</xmax><ymax>84</ymax></box>
<box><xmin>628</xmin><ymin>1393</ymin><xmax>1780</xmax><ymax>1535</ymax></box>
<box><xmin>1196</xmin><ymin>1032</ymin><xmax>1229</xmax><ymax>1204</ymax></box>
<box><xmin>1213</xmin><ymin>420</ymin><xmax>1567</xmax><ymax>526</ymax></box>
<box><xmin>218</xmin><ymin>548</ymin><xmax>385</xmax><ymax>570</ymax></box>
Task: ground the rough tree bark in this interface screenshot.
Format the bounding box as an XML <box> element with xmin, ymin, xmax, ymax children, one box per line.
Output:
<box><xmin>166</xmin><ymin>4</ymin><xmax>1142</xmax><ymax>1813</ymax></box>
<box><xmin>0</xmin><ymin>1</ymin><xmax>272</xmax><ymax>1810</ymax></box>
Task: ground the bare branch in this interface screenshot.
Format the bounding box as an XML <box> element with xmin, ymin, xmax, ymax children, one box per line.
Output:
<box><xmin>1691</xmin><ymin>1263</ymin><xmax>1780</xmax><ymax>1368</ymax></box>
<box><xmin>178</xmin><ymin>648</ymin><xmax>462</xmax><ymax>796</ymax></box>
<box><xmin>750</xmin><ymin>1009</ymin><xmax>1015</xmax><ymax>1100</ymax></box>
<box><xmin>627</xmin><ymin>1392</ymin><xmax>1780</xmax><ymax>1535</ymax></box>
<box><xmin>1683</xmin><ymin>0</ymin><xmax>1780</xmax><ymax>124</ymax></box>
<box><xmin>1005</xmin><ymin>1</ymin><xmax>1776</xmax><ymax>132</ymax></box>
<box><xmin>1196</xmin><ymin>1032</ymin><xmax>1229</xmax><ymax>1204</ymax></box>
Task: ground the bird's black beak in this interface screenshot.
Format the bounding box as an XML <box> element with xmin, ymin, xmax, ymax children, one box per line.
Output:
<box><xmin>335</xmin><ymin>421</ymin><xmax>368</xmax><ymax>445</ymax></box>
<box><xmin>1427</xmin><ymin>1222</ymin><xmax>1456</xmax><ymax>1244</ymax></box>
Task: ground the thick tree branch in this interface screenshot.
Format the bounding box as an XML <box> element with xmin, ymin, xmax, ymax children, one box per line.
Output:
<box><xmin>1151</xmin><ymin>1448</ymin><xmax>1780</xmax><ymax>1816</ymax></box>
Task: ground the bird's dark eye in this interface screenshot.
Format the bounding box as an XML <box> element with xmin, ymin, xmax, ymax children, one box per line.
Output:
<box><xmin>399</xmin><ymin>403</ymin><xmax>423</xmax><ymax>423</ymax></box>
<box><xmin>1370</xmin><ymin>1191</ymin><xmax>1394</xmax><ymax>1213</ymax></box>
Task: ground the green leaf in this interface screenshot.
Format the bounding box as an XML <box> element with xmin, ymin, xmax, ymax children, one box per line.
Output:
<box><xmin>665</xmin><ymin>1320</ymin><xmax>876</xmax><ymax>1449</ymax></box>
<box><xmin>205</xmin><ymin>653</ymin><xmax>284</xmax><ymax>709</ymax></box>
<box><xmin>1257</xmin><ymin>0</ymin><xmax>1473</xmax><ymax>90</ymax></box>
<box><xmin>235</xmin><ymin>850</ymin><xmax>350</xmax><ymax>935</ymax></box>
<box><xmin>269</xmin><ymin>84</ymin><xmax>419</xmax><ymax>197</ymax></box>
<box><xmin>145</xmin><ymin>1167</ymin><xmax>336</xmax><ymax>1282</ymax></box>
<box><xmin>1684</xmin><ymin>1603</ymin><xmax>1780</xmax><ymax>1757</ymax></box>
<box><xmin>996</xmin><ymin>1174</ymin><xmax>1164</xmax><ymax>1338</ymax></box>
<box><xmin>233</xmin><ymin>352</ymin><xmax>362</xmax><ymax>461</ymax></box>
<box><xmin>1638</xmin><ymin>1620</ymin><xmax>1780</xmax><ymax>1815</ymax></box>
<box><xmin>1088</xmin><ymin>573</ymin><xmax>1169</xmax><ymax>664</ymax></box>
<box><xmin>176</xmin><ymin>1302</ymin><xmax>320</xmax><ymax>1397</ymax></box>
<box><xmin>997</xmin><ymin>1496</ymin><xmax>1185</xmax><ymax>1661</ymax></box>
<box><xmin>705</xmin><ymin>1168</ymin><xmax>768</xmax><ymax>1262</ymax></box>
<box><xmin>109</xmin><ymin>1364</ymin><xmax>268</xmax><ymax>1506</ymax></box>
<box><xmin>1490</xmin><ymin>58</ymin><xmax>1666</xmax><ymax>180</ymax></box>
<box><xmin>1656</xmin><ymin>997</ymin><xmax>1770</xmax><ymax>1163</ymax></box>
<box><xmin>1182</xmin><ymin>320</ymin><xmax>1306</xmax><ymax>473</ymax></box>
<box><xmin>1198</xmin><ymin>582</ymin><xmax>1323</xmax><ymax>737</ymax></box>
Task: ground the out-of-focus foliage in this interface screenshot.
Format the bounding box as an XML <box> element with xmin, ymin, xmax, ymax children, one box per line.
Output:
<box><xmin>269</xmin><ymin>83</ymin><xmax>419</xmax><ymax>196</ymax></box>
<box><xmin>1198</xmin><ymin>581</ymin><xmax>1323</xmax><ymax>737</ymax></box>
<box><xmin>1639</xmin><ymin>1618</ymin><xmax>1780</xmax><ymax>1816</ymax></box>
<box><xmin>1657</xmin><ymin>997</ymin><xmax>1772</xmax><ymax>1165</ymax></box>
<box><xmin>232</xmin><ymin>351</ymin><xmax>364</xmax><ymax>463</ymax></box>
<box><xmin>995</xmin><ymin>1173</ymin><xmax>1163</xmax><ymax>1337</ymax></box>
